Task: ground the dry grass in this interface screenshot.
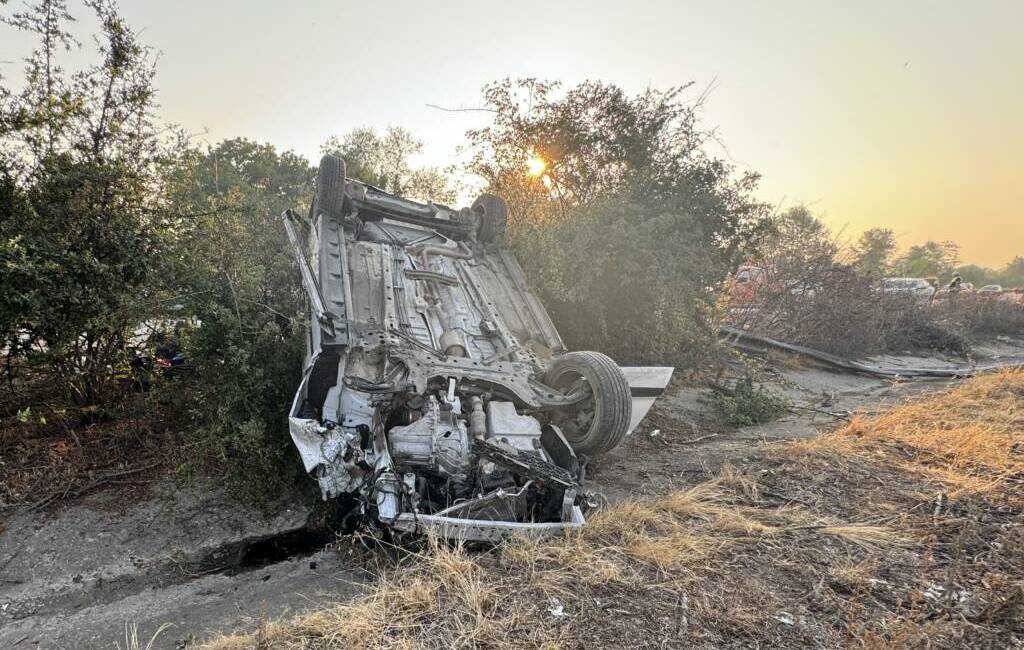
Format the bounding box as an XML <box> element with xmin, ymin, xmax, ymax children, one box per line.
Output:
<box><xmin>197</xmin><ymin>373</ymin><xmax>1023</xmax><ymax>649</ymax></box>
<box><xmin>203</xmin><ymin>536</ymin><xmax>526</xmax><ymax>650</ymax></box>
<box><xmin>197</xmin><ymin>472</ymin><xmax>901</xmax><ymax>650</ymax></box>
<box><xmin>792</xmin><ymin>369</ymin><xmax>1024</xmax><ymax>498</ymax></box>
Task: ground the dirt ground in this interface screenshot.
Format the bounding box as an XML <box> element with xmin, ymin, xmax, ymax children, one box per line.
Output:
<box><xmin>0</xmin><ymin>480</ymin><xmax>368</xmax><ymax>649</ymax></box>
<box><xmin>2</xmin><ymin>338</ymin><xmax>1022</xmax><ymax>649</ymax></box>
<box><xmin>588</xmin><ymin>353</ymin><xmax>964</xmax><ymax>503</ymax></box>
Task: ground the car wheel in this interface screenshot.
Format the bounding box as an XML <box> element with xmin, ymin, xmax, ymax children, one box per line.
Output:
<box><xmin>544</xmin><ymin>351</ymin><xmax>632</xmax><ymax>456</ymax></box>
<box><xmin>315</xmin><ymin>154</ymin><xmax>347</xmax><ymax>218</ymax></box>
<box><xmin>472</xmin><ymin>193</ymin><xmax>508</xmax><ymax>244</ymax></box>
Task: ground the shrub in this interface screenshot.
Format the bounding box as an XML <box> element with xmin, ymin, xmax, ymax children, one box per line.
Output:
<box><xmin>729</xmin><ymin>207</ymin><xmax>1019</xmax><ymax>359</ymax></box>
<box><xmin>0</xmin><ymin>2</ymin><xmax>180</xmax><ymax>402</ymax></box>
<box><xmin>465</xmin><ymin>79</ymin><xmax>769</xmax><ymax>370</ymax></box>
<box><xmin>711</xmin><ymin>377</ymin><xmax>789</xmax><ymax>427</ymax></box>
<box><xmin>932</xmin><ymin>294</ymin><xmax>1024</xmax><ymax>340</ymax></box>
<box><xmin>159</xmin><ymin>139</ymin><xmax>315</xmax><ymax>499</ymax></box>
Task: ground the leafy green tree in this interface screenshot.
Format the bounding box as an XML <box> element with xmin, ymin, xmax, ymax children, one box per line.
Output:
<box><xmin>0</xmin><ymin>168</ymin><xmax>39</xmax><ymax>387</ymax></box>
<box><xmin>0</xmin><ymin>0</ymin><xmax>180</xmax><ymax>402</ymax></box>
<box><xmin>761</xmin><ymin>206</ymin><xmax>837</xmax><ymax>265</ymax></box>
<box><xmin>852</xmin><ymin>228</ymin><xmax>896</xmax><ymax>276</ymax></box>
<box><xmin>463</xmin><ymin>79</ymin><xmax>768</xmax><ymax>366</ymax></box>
<box><xmin>321</xmin><ymin>126</ymin><xmax>456</xmax><ymax>204</ymax></box>
<box><xmin>894</xmin><ymin>240</ymin><xmax>960</xmax><ymax>279</ymax></box>
<box><xmin>955</xmin><ymin>264</ymin><xmax>995</xmax><ymax>287</ymax></box>
<box><xmin>164</xmin><ymin>138</ymin><xmax>313</xmax><ymax>497</ymax></box>
<box><xmin>951</xmin><ymin>258</ymin><xmax>1023</xmax><ymax>289</ymax></box>
<box><xmin>0</xmin><ymin>0</ymin><xmax>77</xmax><ymax>168</ymax></box>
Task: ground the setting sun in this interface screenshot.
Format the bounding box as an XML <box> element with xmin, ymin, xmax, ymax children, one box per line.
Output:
<box><xmin>526</xmin><ymin>155</ymin><xmax>547</xmax><ymax>176</ymax></box>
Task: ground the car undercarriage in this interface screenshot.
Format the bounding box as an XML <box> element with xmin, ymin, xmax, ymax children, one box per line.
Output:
<box><xmin>284</xmin><ymin>154</ymin><xmax>672</xmax><ymax>541</ymax></box>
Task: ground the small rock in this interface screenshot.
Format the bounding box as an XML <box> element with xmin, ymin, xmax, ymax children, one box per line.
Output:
<box><xmin>547</xmin><ymin>598</ymin><xmax>565</xmax><ymax>617</ymax></box>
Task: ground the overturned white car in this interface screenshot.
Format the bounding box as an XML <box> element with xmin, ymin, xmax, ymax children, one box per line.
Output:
<box><xmin>284</xmin><ymin>155</ymin><xmax>672</xmax><ymax>541</ymax></box>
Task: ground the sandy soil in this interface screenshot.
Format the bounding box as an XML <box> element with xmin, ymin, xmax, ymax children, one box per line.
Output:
<box><xmin>0</xmin><ymin>484</ymin><xmax>366</xmax><ymax>649</ymax></box>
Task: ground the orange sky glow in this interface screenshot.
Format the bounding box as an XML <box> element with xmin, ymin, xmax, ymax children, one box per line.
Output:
<box><xmin>2</xmin><ymin>0</ymin><xmax>1020</xmax><ymax>266</ymax></box>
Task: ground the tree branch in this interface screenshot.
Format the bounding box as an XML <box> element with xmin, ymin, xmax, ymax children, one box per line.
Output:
<box><xmin>425</xmin><ymin>103</ymin><xmax>496</xmax><ymax>113</ymax></box>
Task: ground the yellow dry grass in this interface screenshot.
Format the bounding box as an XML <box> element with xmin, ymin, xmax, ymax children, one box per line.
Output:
<box><xmin>197</xmin><ymin>467</ymin><xmax>903</xmax><ymax>650</ymax></box>
<box><xmin>792</xmin><ymin>369</ymin><xmax>1024</xmax><ymax>497</ymax></box>
<box><xmin>196</xmin><ymin>373</ymin><xmax>1024</xmax><ymax>649</ymax></box>
<box><xmin>201</xmin><ymin>537</ymin><xmax>518</xmax><ymax>650</ymax></box>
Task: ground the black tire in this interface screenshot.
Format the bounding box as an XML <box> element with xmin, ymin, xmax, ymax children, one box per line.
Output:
<box><xmin>472</xmin><ymin>193</ymin><xmax>508</xmax><ymax>243</ymax></box>
<box><xmin>315</xmin><ymin>154</ymin><xmax>347</xmax><ymax>218</ymax></box>
<box><xmin>544</xmin><ymin>351</ymin><xmax>632</xmax><ymax>456</ymax></box>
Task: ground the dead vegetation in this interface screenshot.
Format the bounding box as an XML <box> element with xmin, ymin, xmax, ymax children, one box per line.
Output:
<box><xmin>200</xmin><ymin>475</ymin><xmax>902</xmax><ymax>650</ymax></box>
<box><xmin>793</xmin><ymin>369</ymin><xmax>1024</xmax><ymax>499</ymax></box>
<box><xmin>731</xmin><ymin>209</ymin><xmax>1024</xmax><ymax>359</ymax></box>
<box><xmin>0</xmin><ymin>377</ymin><xmax>175</xmax><ymax>510</ymax></box>
<box><xmin>733</xmin><ymin>263</ymin><xmax>976</xmax><ymax>359</ymax></box>
<box><xmin>196</xmin><ymin>371</ymin><xmax>1023</xmax><ymax>649</ymax></box>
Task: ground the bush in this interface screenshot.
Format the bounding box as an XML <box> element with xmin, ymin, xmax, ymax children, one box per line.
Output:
<box><xmin>932</xmin><ymin>294</ymin><xmax>1024</xmax><ymax>340</ymax></box>
<box><xmin>163</xmin><ymin>139</ymin><xmax>314</xmax><ymax>500</ymax></box>
<box><xmin>174</xmin><ymin>311</ymin><xmax>306</xmax><ymax>499</ymax></box>
<box><xmin>711</xmin><ymin>377</ymin><xmax>789</xmax><ymax>427</ymax></box>
<box><xmin>465</xmin><ymin>80</ymin><xmax>769</xmax><ymax>369</ymax></box>
<box><xmin>509</xmin><ymin>192</ymin><xmax>731</xmax><ymax>369</ymax></box>
<box><xmin>0</xmin><ymin>2</ymin><xmax>179</xmax><ymax>403</ymax></box>
<box><xmin>728</xmin><ymin>207</ymin><xmax>1020</xmax><ymax>359</ymax></box>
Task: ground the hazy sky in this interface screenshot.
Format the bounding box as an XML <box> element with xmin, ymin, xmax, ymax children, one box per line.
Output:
<box><xmin>2</xmin><ymin>1</ymin><xmax>1021</xmax><ymax>266</ymax></box>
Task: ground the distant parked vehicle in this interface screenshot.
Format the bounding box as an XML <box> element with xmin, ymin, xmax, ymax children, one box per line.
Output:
<box><xmin>881</xmin><ymin>277</ymin><xmax>935</xmax><ymax>298</ymax></box>
<box><xmin>728</xmin><ymin>264</ymin><xmax>770</xmax><ymax>306</ymax></box>
<box><xmin>977</xmin><ymin>284</ymin><xmax>1003</xmax><ymax>295</ymax></box>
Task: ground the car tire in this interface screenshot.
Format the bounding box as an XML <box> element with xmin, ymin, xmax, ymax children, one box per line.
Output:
<box><xmin>544</xmin><ymin>351</ymin><xmax>632</xmax><ymax>456</ymax></box>
<box><xmin>472</xmin><ymin>193</ymin><xmax>508</xmax><ymax>244</ymax></box>
<box><xmin>316</xmin><ymin>154</ymin><xmax>347</xmax><ymax>218</ymax></box>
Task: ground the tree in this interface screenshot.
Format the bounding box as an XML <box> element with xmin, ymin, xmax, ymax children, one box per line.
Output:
<box><xmin>463</xmin><ymin>79</ymin><xmax>769</xmax><ymax>366</ymax></box>
<box><xmin>852</xmin><ymin>228</ymin><xmax>896</xmax><ymax>276</ymax></box>
<box><xmin>0</xmin><ymin>167</ymin><xmax>39</xmax><ymax>387</ymax></box>
<box><xmin>954</xmin><ymin>264</ymin><xmax>994</xmax><ymax>287</ymax></box>
<box><xmin>950</xmin><ymin>257</ymin><xmax>1023</xmax><ymax>289</ymax></box>
<box><xmin>894</xmin><ymin>241</ymin><xmax>960</xmax><ymax>279</ymax></box>
<box><xmin>163</xmin><ymin>138</ymin><xmax>314</xmax><ymax>496</ymax></box>
<box><xmin>0</xmin><ymin>0</ymin><xmax>180</xmax><ymax>402</ymax></box>
<box><xmin>0</xmin><ymin>0</ymin><xmax>78</xmax><ymax>168</ymax></box>
<box><xmin>762</xmin><ymin>206</ymin><xmax>838</xmax><ymax>266</ymax></box>
<box><xmin>321</xmin><ymin>126</ymin><xmax>456</xmax><ymax>204</ymax></box>
<box><xmin>996</xmin><ymin>257</ymin><xmax>1024</xmax><ymax>288</ymax></box>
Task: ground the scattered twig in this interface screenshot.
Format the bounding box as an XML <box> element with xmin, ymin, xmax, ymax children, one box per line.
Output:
<box><xmin>680</xmin><ymin>433</ymin><xmax>718</xmax><ymax>445</ymax></box>
<box><xmin>27</xmin><ymin>461</ymin><xmax>163</xmax><ymax>511</ymax></box>
<box><xmin>789</xmin><ymin>404</ymin><xmax>852</xmax><ymax>421</ymax></box>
